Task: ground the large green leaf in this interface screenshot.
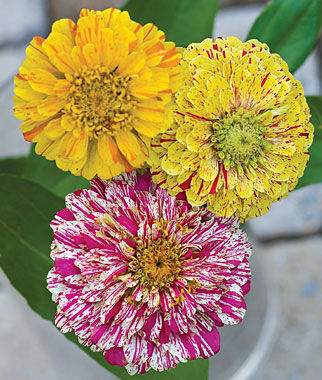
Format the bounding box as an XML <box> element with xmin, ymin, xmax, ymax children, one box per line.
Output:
<box><xmin>296</xmin><ymin>96</ymin><xmax>322</xmax><ymax>189</ymax></box>
<box><xmin>24</xmin><ymin>146</ymin><xmax>89</xmax><ymax>199</ymax></box>
<box><xmin>0</xmin><ymin>174</ymin><xmax>209</xmax><ymax>379</ymax></box>
<box><xmin>0</xmin><ymin>175</ymin><xmax>62</xmax><ymax>319</ymax></box>
<box><xmin>0</xmin><ymin>156</ymin><xmax>27</xmax><ymax>176</ymax></box>
<box><xmin>247</xmin><ymin>0</ymin><xmax>322</xmax><ymax>72</ymax></box>
<box><xmin>123</xmin><ymin>0</ymin><xmax>219</xmax><ymax>47</ymax></box>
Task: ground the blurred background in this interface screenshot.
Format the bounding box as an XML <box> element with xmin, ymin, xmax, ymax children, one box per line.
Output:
<box><xmin>0</xmin><ymin>0</ymin><xmax>321</xmax><ymax>379</ymax></box>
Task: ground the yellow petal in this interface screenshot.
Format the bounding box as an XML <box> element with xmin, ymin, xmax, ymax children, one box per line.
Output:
<box><xmin>191</xmin><ymin>174</ymin><xmax>212</xmax><ymax>196</ymax></box>
<box><xmin>97</xmin><ymin>134</ymin><xmax>120</xmax><ymax>165</ymax></box>
<box><xmin>115</xmin><ymin>129</ymin><xmax>141</xmax><ymax>162</ymax></box>
<box><xmin>100</xmin><ymin>28</ymin><xmax>114</xmax><ymax>66</ymax></box>
<box><xmin>176</xmin><ymin>124</ymin><xmax>191</xmax><ymax>144</ymax></box>
<box><xmin>38</xmin><ymin>96</ymin><xmax>65</xmax><ymax>116</ymax></box>
<box><xmin>82</xmin><ymin>43</ymin><xmax>100</xmax><ymax>67</ymax></box>
<box><xmin>187</xmin><ymin>87</ymin><xmax>206</xmax><ymax>109</ymax></box>
<box><xmin>43</xmin><ymin>32</ymin><xmax>73</xmax><ymax>63</ymax></box>
<box><xmin>14</xmin><ymin>75</ymin><xmax>46</xmax><ymax>102</ymax></box>
<box><xmin>117</xmin><ymin>52</ymin><xmax>146</xmax><ymax>75</ymax></box>
<box><xmin>192</xmin><ymin>122</ymin><xmax>213</xmax><ymax>140</ymax></box>
<box><xmin>268</xmin><ymin>138</ymin><xmax>296</xmax><ymax>156</ymax></box>
<box><xmin>95</xmin><ymin>151</ymin><xmax>124</xmax><ymax>179</ymax></box>
<box><xmin>219</xmin><ymin>88</ymin><xmax>234</xmax><ymax>113</ymax></box>
<box><xmin>235</xmin><ymin>174</ymin><xmax>253</xmax><ymax>198</ymax></box>
<box><xmin>226</xmin><ymin>167</ymin><xmax>238</xmax><ymax>190</ymax></box>
<box><xmin>70</xmin><ymin>46</ymin><xmax>87</xmax><ymax>70</ymax></box>
<box><xmin>113</xmin><ymin>24</ymin><xmax>136</xmax><ymax>48</ymax></box>
<box><xmin>209</xmin><ymin>189</ymin><xmax>238</xmax><ymax>218</ymax></box>
<box><xmin>107</xmin><ymin>40</ymin><xmax>129</xmax><ymax>71</ymax></box>
<box><xmin>28</xmin><ymin>69</ymin><xmax>58</xmax><ymax>95</ymax></box>
<box><xmin>133</xmin><ymin>105</ymin><xmax>165</xmax><ymax>123</ymax></box>
<box><xmin>161</xmin><ymin>155</ymin><xmax>182</xmax><ymax>175</ymax></box>
<box><xmin>132</xmin><ymin>118</ymin><xmax>161</xmax><ymax>137</ymax></box>
<box><xmin>44</xmin><ymin>118</ymin><xmax>64</xmax><ymax>139</ymax></box>
<box><xmin>23</xmin><ymin>37</ymin><xmax>60</xmax><ymax>76</ymax></box>
<box><xmin>78</xmin><ymin>14</ymin><xmax>103</xmax><ymax>43</ymax></box>
<box><xmin>207</xmin><ymin>74</ymin><xmax>229</xmax><ymax>95</ymax></box>
<box><xmin>52</xmin><ymin>52</ymin><xmax>77</xmax><ymax>74</ymax></box>
<box><xmin>193</xmin><ymin>69</ymin><xmax>213</xmax><ymax>89</ymax></box>
<box><xmin>61</xmin><ymin>115</ymin><xmax>76</xmax><ymax>132</ymax></box>
<box><xmin>186</xmin><ymin>188</ymin><xmax>208</xmax><ymax>207</ymax></box>
<box><xmin>81</xmin><ymin>140</ymin><xmax>97</xmax><ymax>180</ymax></box>
<box><xmin>264</xmin><ymin>152</ymin><xmax>286</xmax><ymax>173</ymax></box>
<box><xmin>53</xmin><ymin>79</ymin><xmax>71</xmax><ymax>95</ymax></box>
<box><xmin>167</xmin><ymin>141</ymin><xmax>186</xmax><ymax>163</ymax></box>
<box><xmin>181</xmin><ymin>150</ymin><xmax>199</xmax><ymax>171</ymax></box>
<box><xmin>186</xmin><ymin>132</ymin><xmax>209</xmax><ymax>152</ymax></box>
<box><xmin>204</xmin><ymin>95</ymin><xmax>223</xmax><ymax>116</ymax></box>
<box><xmin>20</xmin><ymin>119</ymin><xmax>52</xmax><ymax>142</ymax></box>
<box><xmin>58</xmin><ymin>132</ymin><xmax>88</xmax><ymax>161</ymax></box>
<box><xmin>51</xmin><ymin>19</ymin><xmax>76</xmax><ymax>43</ymax></box>
<box><xmin>199</xmin><ymin>158</ymin><xmax>218</xmax><ymax>181</ymax></box>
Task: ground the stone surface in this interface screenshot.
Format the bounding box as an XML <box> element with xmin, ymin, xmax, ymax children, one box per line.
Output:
<box><xmin>253</xmin><ymin>236</ymin><xmax>322</xmax><ymax>380</ymax></box>
<box><xmin>0</xmin><ymin>80</ymin><xmax>30</xmax><ymax>159</ymax></box>
<box><xmin>0</xmin><ymin>270</ymin><xmax>117</xmax><ymax>380</ymax></box>
<box><xmin>213</xmin><ymin>4</ymin><xmax>264</xmax><ymax>42</ymax></box>
<box><xmin>0</xmin><ymin>45</ymin><xmax>27</xmax><ymax>87</ymax></box>
<box><xmin>248</xmin><ymin>184</ymin><xmax>322</xmax><ymax>241</ymax></box>
<box><xmin>49</xmin><ymin>0</ymin><xmax>126</xmax><ymax>22</ymax></box>
<box><xmin>0</xmin><ymin>0</ymin><xmax>47</xmax><ymax>45</ymax></box>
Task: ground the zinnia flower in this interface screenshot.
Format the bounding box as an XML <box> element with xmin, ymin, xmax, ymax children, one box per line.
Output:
<box><xmin>13</xmin><ymin>8</ymin><xmax>181</xmax><ymax>179</ymax></box>
<box><xmin>47</xmin><ymin>171</ymin><xmax>252</xmax><ymax>374</ymax></box>
<box><xmin>148</xmin><ymin>37</ymin><xmax>313</xmax><ymax>221</ymax></box>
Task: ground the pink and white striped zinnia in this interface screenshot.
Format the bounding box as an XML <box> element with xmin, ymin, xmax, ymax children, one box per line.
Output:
<box><xmin>47</xmin><ymin>172</ymin><xmax>252</xmax><ymax>374</ymax></box>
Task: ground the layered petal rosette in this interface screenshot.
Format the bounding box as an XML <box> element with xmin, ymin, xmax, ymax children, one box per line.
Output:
<box><xmin>14</xmin><ymin>8</ymin><xmax>181</xmax><ymax>179</ymax></box>
<box><xmin>148</xmin><ymin>37</ymin><xmax>313</xmax><ymax>221</ymax></box>
<box><xmin>47</xmin><ymin>172</ymin><xmax>252</xmax><ymax>374</ymax></box>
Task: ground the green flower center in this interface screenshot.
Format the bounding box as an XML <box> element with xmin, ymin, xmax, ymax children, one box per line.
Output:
<box><xmin>64</xmin><ymin>66</ymin><xmax>135</xmax><ymax>138</ymax></box>
<box><xmin>212</xmin><ymin>109</ymin><xmax>269</xmax><ymax>170</ymax></box>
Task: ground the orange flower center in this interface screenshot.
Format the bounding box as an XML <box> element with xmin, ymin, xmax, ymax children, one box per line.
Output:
<box><xmin>64</xmin><ymin>66</ymin><xmax>136</xmax><ymax>138</ymax></box>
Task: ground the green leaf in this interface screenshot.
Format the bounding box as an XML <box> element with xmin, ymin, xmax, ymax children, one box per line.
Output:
<box><xmin>0</xmin><ymin>174</ymin><xmax>63</xmax><ymax>320</ymax></box>
<box><xmin>0</xmin><ymin>174</ymin><xmax>209</xmax><ymax>379</ymax></box>
<box><xmin>296</xmin><ymin>96</ymin><xmax>322</xmax><ymax>189</ymax></box>
<box><xmin>0</xmin><ymin>156</ymin><xmax>27</xmax><ymax>176</ymax></box>
<box><xmin>247</xmin><ymin>0</ymin><xmax>322</xmax><ymax>72</ymax></box>
<box><xmin>24</xmin><ymin>146</ymin><xmax>89</xmax><ymax>199</ymax></box>
<box><xmin>123</xmin><ymin>0</ymin><xmax>219</xmax><ymax>47</ymax></box>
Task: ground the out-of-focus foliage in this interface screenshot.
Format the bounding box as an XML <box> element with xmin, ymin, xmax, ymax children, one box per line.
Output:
<box><xmin>296</xmin><ymin>97</ymin><xmax>322</xmax><ymax>189</ymax></box>
<box><xmin>123</xmin><ymin>0</ymin><xmax>219</xmax><ymax>47</ymax></box>
<box><xmin>247</xmin><ymin>0</ymin><xmax>322</xmax><ymax>72</ymax></box>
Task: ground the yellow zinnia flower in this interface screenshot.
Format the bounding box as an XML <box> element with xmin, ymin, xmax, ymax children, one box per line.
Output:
<box><xmin>148</xmin><ymin>37</ymin><xmax>313</xmax><ymax>222</ymax></box>
<box><xmin>14</xmin><ymin>8</ymin><xmax>181</xmax><ymax>179</ymax></box>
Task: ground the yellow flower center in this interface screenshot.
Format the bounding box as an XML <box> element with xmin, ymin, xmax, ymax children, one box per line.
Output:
<box><xmin>212</xmin><ymin>109</ymin><xmax>269</xmax><ymax>170</ymax></box>
<box><xmin>130</xmin><ymin>239</ymin><xmax>183</xmax><ymax>289</ymax></box>
<box><xmin>64</xmin><ymin>66</ymin><xmax>136</xmax><ymax>138</ymax></box>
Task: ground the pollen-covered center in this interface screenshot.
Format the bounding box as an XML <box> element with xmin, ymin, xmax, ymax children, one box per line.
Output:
<box><xmin>65</xmin><ymin>66</ymin><xmax>135</xmax><ymax>138</ymax></box>
<box><xmin>212</xmin><ymin>109</ymin><xmax>268</xmax><ymax>170</ymax></box>
<box><xmin>130</xmin><ymin>239</ymin><xmax>183</xmax><ymax>289</ymax></box>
